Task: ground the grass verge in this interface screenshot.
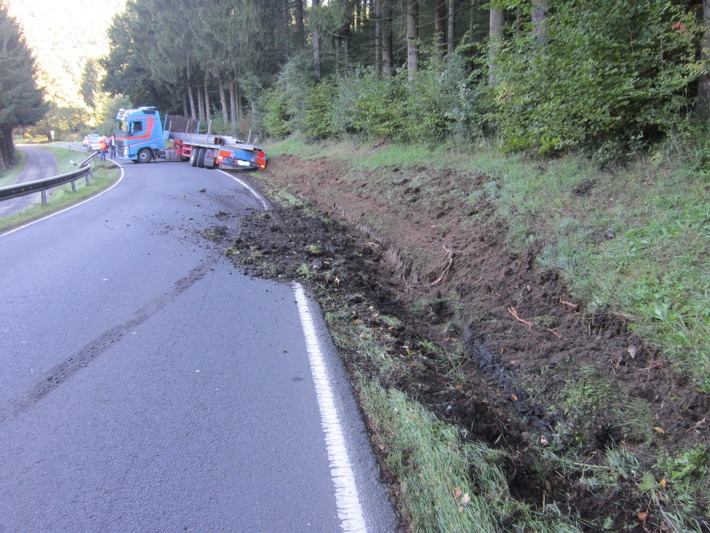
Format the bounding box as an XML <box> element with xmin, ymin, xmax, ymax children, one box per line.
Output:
<box><xmin>0</xmin><ymin>145</ymin><xmax>119</xmax><ymax>233</ymax></box>
<box><xmin>359</xmin><ymin>382</ymin><xmax>583</xmax><ymax>533</ymax></box>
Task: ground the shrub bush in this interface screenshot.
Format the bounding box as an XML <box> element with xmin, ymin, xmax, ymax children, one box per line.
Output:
<box><xmin>303</xmin><ymin>77</ymin><xmax>339</xmax><ymax>140</ymax></box>
<box><xmin>332</xmin><ymin>67</ymin><xmax>405</xmax><ymax>140</ymax></box>
<box><xmin>402</xmin><ymin>43</ymin><xmax>484</xmax><ymax>144</ymax></box>
<box><xmin>493</xmin><ymin>0</ymin><xmax>701</xmax><ymax>160</ymax></box>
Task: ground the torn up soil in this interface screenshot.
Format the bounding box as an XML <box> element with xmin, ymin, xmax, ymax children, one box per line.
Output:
<box><xmin>222</xmin><ymin>154</ymin><xmax>709</xmax><ymax>532</ymax></box>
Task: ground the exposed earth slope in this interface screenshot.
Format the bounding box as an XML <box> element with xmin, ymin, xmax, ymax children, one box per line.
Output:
<box><xmin>221</xmin><ymin>152</ymin><xmax>708</xmax><ymax>532</ymax></box>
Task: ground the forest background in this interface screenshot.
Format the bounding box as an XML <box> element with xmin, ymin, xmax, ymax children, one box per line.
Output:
<box><xmin>1</xmin><ymin>0</ymin><xmax>709</xmax><ymax>531</ymax></box>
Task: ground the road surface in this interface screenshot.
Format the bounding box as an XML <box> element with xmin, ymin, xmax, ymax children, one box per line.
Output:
<box><xmin>0</xmin><ymin>156</ymin><xmax>397</xmax><ymax>532</ymax></box>
<box><xmin>0</xmin><ymin>145</ymin><xmax>58</xmax><ymax>218</ymax></box>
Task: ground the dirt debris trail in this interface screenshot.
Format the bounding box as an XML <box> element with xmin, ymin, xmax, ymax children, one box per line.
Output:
<box><xmin>224</xmin><ymin>154</ymin><xmax>709</xmax><ymax>532</ymax></box>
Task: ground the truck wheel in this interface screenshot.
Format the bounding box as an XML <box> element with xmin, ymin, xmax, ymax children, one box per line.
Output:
<box><xmin>138</xmin><ymin>149</ymin><xmax>152</xmax><ymax>163</ymax></box>
<box><xmin>205</xmin><ymin>149</ymin><xmax>216</xmax><ymax>169</ymax></box>
<box><xmin>196</xmin><ymin>148</ymin><xmax>207</xmax><ymax>168</ymax></box>
<box><xmin>189</xmin><ymin>148</ymin><xmax>199</xmax><ymax>167</ymax></box>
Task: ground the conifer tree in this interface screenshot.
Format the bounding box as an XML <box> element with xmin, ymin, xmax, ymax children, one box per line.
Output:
<box><xmin>0</xmin><ymin>1</ymin><xmax>45</xmax><ymax>171</ymax></box>
<box><xmin>80</xmin><ymin>59</ymin><xmax>100</xmax><ymax>109</ymax></box>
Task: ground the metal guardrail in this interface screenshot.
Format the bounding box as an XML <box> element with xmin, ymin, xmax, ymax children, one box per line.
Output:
<box><xmin>0</xmin><ymin>151</ymin><xmax>99</xmax><ymax>206</ymax></box>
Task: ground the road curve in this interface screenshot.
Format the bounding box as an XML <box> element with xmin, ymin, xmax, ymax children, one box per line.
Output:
<box><xmin>0</xmin><ymin>145</ymin><xmax>58</xmax><ymax>218</ymax></box>
<box><xmin>0</xmin><ymin>157</ymin><xmax>397</xmax><ymax>532</ymax></box>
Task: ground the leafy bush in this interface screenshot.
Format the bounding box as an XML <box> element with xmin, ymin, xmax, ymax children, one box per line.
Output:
<box><xmin>493</xmin><ymin>0</ymin><xmax>701</xmax><ymax>160</ymax></box>
<box><xmin>303</xmin><ymin>77</ymin><xmax>339</xmax><ymax>140</ymax></box>
<box><xmin>262</xmin><ymin>87</ymin><xmax>296</xmax><ymax>139</ymax></box>
<box><xmin>332</xmin><ymin>67</ymin><xmax>405</xmax><ymax>140</ymax></box>
<box><xmin>260</xmin><ymin>53</ymin><xmax>317</xmax><ymax>138</ymax></box>
<box><xmin>402</xmin><ymin>43</ymin><xmax>485</xmax><ymax>144</ymax></box>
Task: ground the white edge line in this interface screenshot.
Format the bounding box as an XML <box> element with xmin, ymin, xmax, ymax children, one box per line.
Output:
<box><xmin>218</xmin><ymin>169</ymin><xmax>270</xmax><ymax>211</ymax></box>
<box><xmin>0</xmin><ymin>160</ymin><xmax>126</xmax><ymax>239</ymax></box>
<box><xmin>293</xmin><ymin>282</ymin><xmax>368</xmax><ymax>533</ymax></box>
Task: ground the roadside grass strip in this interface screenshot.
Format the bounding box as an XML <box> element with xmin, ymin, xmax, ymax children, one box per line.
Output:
<box><xmin>0</xmin><ymin>145</ymin><xmax>119</xmax><ymax>234</ymax></box>
<box><xmin>359</xmin><ymin>383</ymin><xmax>583</xmax><ymax>533</ymax></box>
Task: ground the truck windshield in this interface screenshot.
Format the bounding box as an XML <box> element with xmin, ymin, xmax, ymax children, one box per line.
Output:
<box><xmin>115</xmin><ymin>120</ymin><xmax>143</xmax><ymax>136</ymax></box>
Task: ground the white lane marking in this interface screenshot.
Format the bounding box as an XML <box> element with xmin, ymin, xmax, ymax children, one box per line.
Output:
<box><xmin>293</xmin><ymin>282</ymin><xmax>368</xmax><ymax>533</ymax></box>
<box><xmin>218</xmin><ymin>169</ymin><xmax>270</xmax><ymax>211</ymax></box>
<box><xmin>0</xmin><ymin>161</ymin><xmax>125</xmax><ymax>239</ymax></box>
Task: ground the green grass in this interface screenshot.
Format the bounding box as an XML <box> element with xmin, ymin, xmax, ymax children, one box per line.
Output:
<box><xmin>0</xmin><ymin>149</ymin><xmax>28</xmax><ymax>187</ymax></box>
<box><xmin>551</xmin><ymin>365</ymin><xmax>656</xmax><ymax>451</ymax></box>
<box><xmin>528</xmin><ymin>161</ymin><xmax>710</xmax><ymax>390</ymax></box>
<box><xmin>264</xmin><ymin>135</ymin><xmax>329</xmax><ymax>159</ymax></box>
<box><xmin>0</xmin><ymin>145</ymin><xmax>118</xmax><ymax>233</ymax></box>
<box><xmin>360</xmin><ymin>382</ymin><xmax>583</xmax><ymax>532</ymax></box>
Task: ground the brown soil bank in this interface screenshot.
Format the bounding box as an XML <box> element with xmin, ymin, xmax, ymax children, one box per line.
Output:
<box><xmin>229</xmin><ymin>153</ymin><xmax>709</xmax><ymax>532</ymax></box>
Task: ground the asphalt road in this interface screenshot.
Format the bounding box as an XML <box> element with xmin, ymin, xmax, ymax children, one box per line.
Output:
<box><xmin>0</xmin><ymin>156</ymin><xmax>397</xmax><ymax>532</ymax></box>
<box><xmin>0</xmin><ymin>145</ymin><xmax>58</xmax><ymax>218</ymax></box>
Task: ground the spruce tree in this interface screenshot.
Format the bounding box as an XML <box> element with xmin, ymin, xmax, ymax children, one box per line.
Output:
<box><xmin>0</xmin><ymin>1</ymin><xmax>45</xmax><ymax>171</ymax></box>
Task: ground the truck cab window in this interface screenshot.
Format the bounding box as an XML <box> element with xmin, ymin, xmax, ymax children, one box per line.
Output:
<box><xmin>131</xmin><ymin>121</ymin><xmax>143</xmax><ymax>134</ymax></box>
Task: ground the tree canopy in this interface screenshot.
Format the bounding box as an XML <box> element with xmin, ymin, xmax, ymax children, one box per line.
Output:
<box><xmin>100</xmin><ymin>0</ymin><xmax>710</xmax><ymax>159</ymax></box>
<box><xmin>0</xmin><ymin>1</ymin><xmax>45</xmax><ymax>171</ymax></box>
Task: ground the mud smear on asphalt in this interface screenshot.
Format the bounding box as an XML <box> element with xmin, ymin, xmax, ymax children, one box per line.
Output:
<box><xmin>218</xmin><ymin>156</ymin><xmax>709</xmax><ymax>532</ymax></box>
<box><xmin>2</xmin><ymin>259</ymin><xmax>219</xmax><ymax>424</ymax></box>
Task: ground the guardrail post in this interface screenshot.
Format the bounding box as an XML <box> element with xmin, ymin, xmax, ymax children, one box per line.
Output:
<box><xmin>0</xmin><ymin>151</ymin><xmax>99</xmax><ymax>205</ymax></box>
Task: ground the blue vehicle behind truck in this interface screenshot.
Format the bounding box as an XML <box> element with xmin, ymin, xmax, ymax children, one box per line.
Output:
<box><xmin>114</xmin><ymin>107</ymin><xmax>266</xmax><ymax>170</ymax></box>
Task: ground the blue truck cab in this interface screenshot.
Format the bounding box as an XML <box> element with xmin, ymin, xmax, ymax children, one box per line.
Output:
<box><xmin>115</xmin><ymin>107</ymin><xmax>266</xmax><ymax>170</ymax></box>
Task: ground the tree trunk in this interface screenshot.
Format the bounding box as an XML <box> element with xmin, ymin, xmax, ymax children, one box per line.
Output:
<box><xmin>382</xmin><ymin>0</ymin><xmax>393</xmax><ymax>74</ymax></box>
<box><xmin>488</xmin><ymin>4</ymin><xmax>504</xmax><ymax>87</ymax></box>
<box><xmin>197</xmin><ymin>84</ymin><xmax>205</xmax><ymax>126</ymax></box>
<box><xmin>229</xmin><ymin>79</ymin><xmax>237</xmax><ymax>131</ymax></box>
<box><xmin>447</xmin><ymin>0</ymin><xmax>455</xmax><ymax>55</ymax></box>
<box><xmin>218</xmin><ymin>75</ymin><xmax>229</xmax><ymax>126</ymax></box>
<box><xmin>2</xmin><ymin>126</ymin><xmax>16</xmax><ymax>168</ymax></box>
<box><xmin>342</xmin><ymin>23</ymin><xmax>350</xmax><ymax>71</ymax></box>
<box><xmin>312</xmin><ymin>0</ymin><xmax>322</xmax><ymax>79</ymax></box>
<box><xmin>334</xmin><ymin>33</ymin><xmax>340</xmax><ymax>76</ymax></box>
<box><xmin>188</xmin><ymin>82</ymin><xmax>197</xmax><ymax>121</ymax></box>
<box><xmin>375</xmin><ymin>0</ymin><xmax>382</xmax><ymax>74</ymax></box>
<box><xmin>532</xmin><ymin>0</ymin><xmax>548</xmax><ymax>45</ymax></box>
<box><xmin>435</xmin><ymin>1</ymin><xmax>447</xmax><ymax>52</ymax></box>
<box><xmin>295</xmin><ymin>0</ymin><xmax>305</xmax><ymax>47</ymax></box>
<box><xmin>699</xmin><ymin>0</ymin><xmax>710</xmax><ymax>120</ymax></box>
<box><xmin>407</xmin><ymin>0</ymin><xmax>419</xmax><ymax>81</ymax></box>
<box><xmin>204</xmin><ymin>76</ymin><xmax>211</xmax><ymax>123</ymax></box>
<box><xmin>0</xmin><ymin>127</ymin><xmax>12</xmax><ymax>172</ymax></box>
<box><xmin>282</xmin><ymin>0</ymin><xmax>290</xmax><ymax>60</ymax></box>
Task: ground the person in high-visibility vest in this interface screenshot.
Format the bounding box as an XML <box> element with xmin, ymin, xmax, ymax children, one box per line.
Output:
<box><xmin>99</xmin><ymin>137</ymin><xmax>107</xmax><ymax>160</ymax></box>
